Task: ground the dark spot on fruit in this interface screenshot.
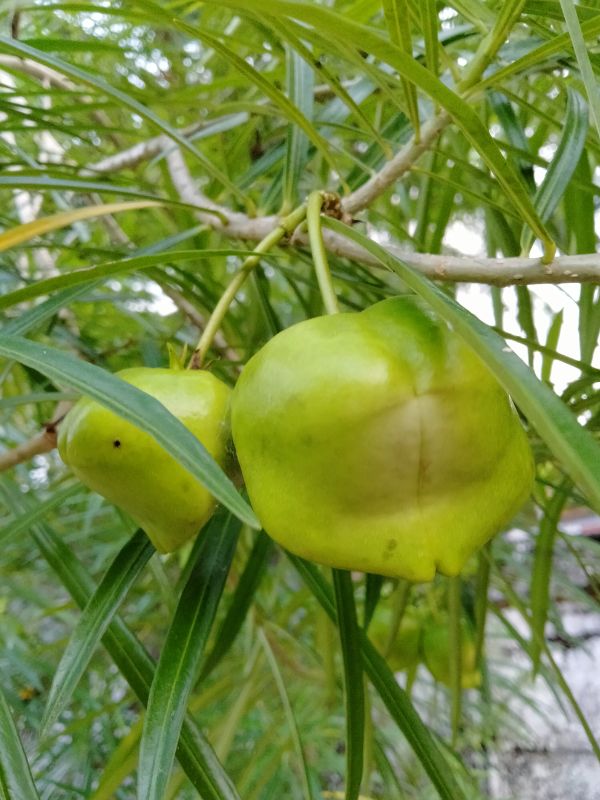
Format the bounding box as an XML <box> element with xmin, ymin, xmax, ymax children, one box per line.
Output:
<box><xmin>113</xmin><ymin>440</ymin><xmax>121</xmax><ymax>448</ymax></box>
<box><xmin>386</xmin><ymin>538</ymin><xmax>397</xmax><ymax>551</ymax></box>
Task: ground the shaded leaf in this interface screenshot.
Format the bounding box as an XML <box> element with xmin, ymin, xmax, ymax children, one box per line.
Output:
<box><xmin>0</xmin><ymin>685</ymin><xmax>40</xmax><ymax>800</ymax></box>
<box><xmin>139</xmin><ymin>510</ymin><xmax>240</xmax><ymax>800</ymax></box>
<box><xmin>41</xmin><ymin>529</ymin><xmax>155</xmax><ymax>736</ymax></box>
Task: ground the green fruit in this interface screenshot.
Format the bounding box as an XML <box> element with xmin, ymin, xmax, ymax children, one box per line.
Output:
<box><xmin>368</xmin><ymin>607</ymin><xmax>423</xmax><ymax>672</ymax></box>
<box><xmin>422</xmin><ymin>618</ymin><xmax>481</xmax><ymax>689</ymax></box>
<box><xmin>58</xmin><ymin>368</ymin><xmax>231</xmax><ymax>553</ymax></box>
<box><xmin>231</xmin><ymin>296</ymin><xmax>534</xmax><ymax>581</ymax></box>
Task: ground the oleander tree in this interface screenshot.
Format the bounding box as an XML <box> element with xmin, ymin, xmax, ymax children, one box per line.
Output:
<box><xmin>1</xmin><ymin>2</ymin><xmax>599</xmax><ymax>799</ymax></box>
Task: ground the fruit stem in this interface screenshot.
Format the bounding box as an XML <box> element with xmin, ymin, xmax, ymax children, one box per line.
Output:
<box><xmin>307</xmin><ymin>190</ymin><xmax>340</xmax><ymax>315</ymax></box>
<box><xmin>189</xmin><ymin>202</ymin><xmax>308</xmax><ymax>369</ymax></box>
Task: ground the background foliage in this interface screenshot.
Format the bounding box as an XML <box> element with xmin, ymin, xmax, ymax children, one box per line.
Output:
<box><xmin>1</xmin><ymin>1</ymin><xmax>599</xmax><ymax>798</ymax></box>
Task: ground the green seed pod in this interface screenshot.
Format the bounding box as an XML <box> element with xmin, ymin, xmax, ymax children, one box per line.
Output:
<box><xmin>231</xmin><ymin>296</ymin><xmax>534</xmax><ymax>581</ymax></box>
<box><xmin>422</xmin><ymin>617</ymin><xmax>481</xmax><ymax>689</ymax></box>
<box><xmin>58</xmin><ymin>367</ymin><xmax>231</xmax><ymax>553</ymax></box>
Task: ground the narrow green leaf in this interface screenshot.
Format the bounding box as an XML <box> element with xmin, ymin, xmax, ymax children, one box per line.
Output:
<box><xmin>541</xmin><ymin>310</ymin><xmax>564</xmax><ymax>384</ymax></box>
<box><xmin>2</xmin><ymin>285</ymin><xmax>94</xmax><ymax>336</ymax></box>
<box><xmin>492</xmin><ymin>604</ymin><xmax>571</xmax><ymax>714</ymax></box>
<box><xmin>0</xmin><ymin>391</ymin><xmax>75</xmax><ymax>409</ymax></box>
<box><xmin>346</xmin><ymin>113</ymin><xmax>411</xmax><ymax>190</ymax></box>
<box><xmin>332</xmin><ymin>569</ymin><xmax>364</xmax><ymax>800</ymax></box>
<box><xmin>530</xmin><ymin>480</ymin><xmax>570</xmax><ymax>671</ymax></box>
<box><xmin>363</xmin><ymin>573</ymin><xmax>384</xmax><ymax>630</ymax></box>
<box><xmin>0</xmin><ymin>337</ymin><xmax>260</xmax><ymax>529</ymax></box>
<box><xmin>308</xmin><ymin>29</ymin><xmax>411</xmax><ymax>123</ymax></box>
<box><xmin>381</xmin><ymin>0</ymin><xmax>420</xmax><ymax>136</ymax></box>
<box><xmin>0</xmin><ymin>479</ymin><xmax>238</xmax><ymax>800</ymax></box>
<box><xmin>516</xmin><ymin>286</ymin><xmax>537</xmax><ymax>367</ymax></box>
<box><xmin>428</xmin><ymin>172</ymin><xmax>457</xmax><ymax>254</ymax></box>
<box><xmin>523</xmin><ymin>0</ymin><xmax>597</xmax><ymax>22</ymax></box>
<box><xmin>131</xmin><ymin>0</ymin><xmax>340</xmax><ymax>178</ymax></box>
<box><xmin>450</xmin><ymin>0</ymin><xmax>495</xmax><ymax>27</ymax></box>
<box><xmin>413</xmin><ymin>152</ymin><xmax>437</xmax><ymax>252</ymax></box>
<box><xmin>289</xmin><ymin>555</ymin><xmax>466</xmax><ymax>800</ymax></box>
<box><xmin>558</xmin><ymin>0</ymin><xmax>600</xmax><ymax>139</ymax></box>
<box><xmin>89</xmin><ymin>720</ymin><xmax>142</xmax><ymax>800</ymax></box>
<box><xmin>0</xmin><ymin>36</ymin><xmax>251</xmax><ymax>207</ymax></box>
<box><xmin>324</xmin><ymin>217</ymin><xmax>600</xmax><ymax>513</ymax></box>
<box><xmin>41</xmin><ymin>530</ymin><xmax>155</xmax><ymax>737</ymax></box>
<box><xmin>521</xmin><ymin>88</ymin><xmax>589</xmax><ymax>252</ymax></box>
<box><xmin>0</xmin><ymin>175</ymin><xmax>223</xmax><ymax>212</ymax></box>
<box><xmin>463</xmin><ymin>0</ymin><xmax>527</xmax><ymax>88</ymax></box>
<box><xmin>493</xmin><ymin>327</ymin><xmax>600</xmax><ymax>376</ymax></box>
<box><xmin>266</xmin><ymin>17</ymin><xmax>389</xmax><ymax>155</ymax></box>
<box><xmin>258</xmin><ymin>628</ymin><xmax>316</xmax><ymax>800</ymax></box>
<box><xmin>282</xmin><ymin>47</ymin><xmax>314</xmax><ymax>211</ymax></box>
<box><xmin>566</xmin><ymin>154</ymin><xmax>600</xmax><ymax>365</ymax></box>
<box><xmin>578</xmin><ymin>294</ymin><xmax>600</xmax><ymax>369</ymax></box>
<box><xmin>1</xmin><ymin>231</ymin><xmax>212</xmax><ymax>333</ymax></box>
<box><xmin>0</xmin><ymin>249</ymin><xmax>252</xmax><ymax>312</ymax></box>
<box><xmin>0</xmin><ymin>685</ymin><xmax>40</xmax><ymax>800</ymax></box>
<box><xmin>139</xmin><ymin>510</ymin><xmax>240</xmax><ymax>800</ymax></box>
<box><xmin>474</xmin><ymin>14</ymin><xmax>600</xmax><ymax>92</ymax></box>
<box><xmin>0</xmin><ymin>483</ymin><xmax>80</xmax><ymax>546</ymax></box>
<box><xmin>488</xmin><ymin>91</ymin><xmax>535</xmax><ymax>191</ymax></box>
<box><xmin>201</xmin><ymin>531</ymin><xmax>272</xmax><ymax>680</ymax></box>
<box><xmin>421</xmin><ymin>0</ymin><xmax>439</xmax><ymax>77</ymax></box>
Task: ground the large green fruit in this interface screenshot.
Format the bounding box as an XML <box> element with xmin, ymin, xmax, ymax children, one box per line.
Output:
<box><xmin>58</xmin><ymin>368</ymin><xmax>231</xmax><ymax>553</ymax></box>
<box><xmin>231</xmin><ymin>296</ymin><xmax>534</xmax><ymax>581</ymax></box>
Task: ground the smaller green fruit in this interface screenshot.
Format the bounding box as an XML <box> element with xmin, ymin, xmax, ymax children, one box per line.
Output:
<box><xmin>368</xmin><ymin>607</ymin><xmax>423</xmax><ymax>672</ymax></box>
<box><xmin>58</xmin><ymin>367</ymin><xmax>231</xmax><ymax>553</ymax></box>
<box><xmin>422</xmin><ymin>617</ymin><xmax>481</xmax><ymax>689</ymax></box>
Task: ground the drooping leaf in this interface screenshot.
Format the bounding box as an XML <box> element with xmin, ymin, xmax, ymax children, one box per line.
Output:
<box><xmin>332</xmin><ymin>569</ymin><xmax>364</xmax><ymax>800</ymax></box>
<box><xmin>0</xmin><ymin>685</ymin><xmax>40</xmax><ymax>800</ymax></box>
<box><xmin>289</xmin><ymin>554</ymin><xmax>467</xmax><ymax>800</ymax></box>
<box><xmin>0</xmin><ymin>479</ymin><xmax>239</xmax><ymax>800</ymax></box>
<box><xmin>41</xmin><ymin>529</ymin><xmax>155</xmax><ymax>737</ymax></box>
<box><xmin>139</xmin><ymin>510</ymin><xmax>240</xmax><ymax>800</ymax></box>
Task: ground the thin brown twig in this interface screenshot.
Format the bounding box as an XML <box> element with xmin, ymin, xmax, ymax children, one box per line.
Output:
<box><xmin>0</xmin><ymin>401</ymin><xmax>72</xmax><ymax>473</ymax></box>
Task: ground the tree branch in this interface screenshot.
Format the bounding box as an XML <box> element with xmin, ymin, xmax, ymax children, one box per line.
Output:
<box><xmin>0</xmin><ymin>55</ymin><xmax>73</xmax><ymax>90</ymax></box>
<box><xmin>0</xmin><ymin>401</ymin><xmax>72</xmax><ymax>473</ymax></box>
<box><xmin>165</xmin><ymin>148</ymin><xmax>600</xmax><ymax>285</ymax></box>
<box><xmin>83</xmin><ymin>109</ymin><xmax>600</xmax><ymax>285</ymax></box>
<box><xmin>87</xmin><ymin>121</ymin><xmax>205</xmax><ymax>175</ymax></box>
<box><xmin>318</xmin><ymin>236</ymin><xmax>600</xmax><ymax>286</ymax></box>
<box><xmin>8</xmin><ymin>47</ymin><xmax>599</xmax><ymax>285</ymax></box>
<box><xmin>88</xmin><ymin>135</ymin><xmax>172</xmax><ymax>175</ymax></box>
<box><xmin>341</xmin><ymin>111</ymin><xmax>450</xmax><ymax>215</ymax></box>
<box><xmin>0</xmin><ymin>430</ymin><xmax>57</xmax><ymax>471</ymax></box>
<box><xmin>0</xmin><ymin>56</ymin><xmax>120</xmax><ymax>145</ymax></box>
